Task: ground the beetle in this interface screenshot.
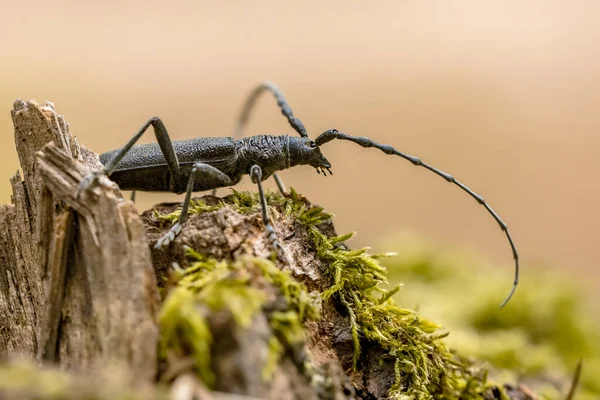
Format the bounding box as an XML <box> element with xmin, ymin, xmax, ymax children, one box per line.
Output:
<box><xmin>77</xmin><ymin>82</ymin><xmax>519</xmax><ymax>307</ymax></box>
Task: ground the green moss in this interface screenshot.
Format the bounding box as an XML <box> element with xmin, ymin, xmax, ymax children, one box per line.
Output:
<box><xmin>155</xmin><ymin>189</ymin><xmax>511</xmax><ymax>398</ymax></box>
<box><xmin>263</xmin><ymin>336</ymin><xmax>284</xmax><ymax>381</ymax></box>
<box><xmin>159</xmin><ymin>239</ymin><xmax>321</xmax><ymax>386</ymax></box>
<box><xmin>257</xmin><ymin>193</ymin><xmax>498</xmax><ymax>399</ymax></box>
<box><xmin>382</xmin><ymin>235</ymin><xmax>600</xmax><ymax>399</ymax></box>
<box><xmin>159</xmin><ymin>286</ymin><xmax>215</xmax><ymax>385</ymax></box>
<box><xmin>251</xmin><ymin>256</ymin><xmax>321</xmax><ymax>322</ymax></box>
<box><xmin>309</xmin><ymin>227</ymin><xmax>499</xmax><ymax>399</ymax></box>
<box><xmin>154</xmin><ymin>198</ymin><xmax>224</xmax><ymax>224</ymax></box>
<box><xmin>159</xmin><ymin>253</ymin><xmax>269</xmax><ymax>386</ymax></box>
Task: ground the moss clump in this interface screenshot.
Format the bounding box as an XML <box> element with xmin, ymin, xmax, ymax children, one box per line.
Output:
<box><xmin>154</xmin><ymin>198</ymin><xmax>223</xmax><ymax>224</ymax></box>
<box><xmin>155</xmin><ymin>189</ymin><xmax>511</xmax><ymax>399</ymax></box>
<box><xmin>159</xmin><ymin>255</ymin><xmax>268</xmax><ymax>386</ymax></box>
<box><xmin>160</xmin><ymin>285</ymin><xmax>216</xmax><ymax>385</ymax></box>
<box><xmin>383</xmin><ymin>235</ymin><xmax>599</xmax><ymax>400</ymax></box>
<box><xmin>159</xmin><ymin>244</ymin><xmax>321</xmax><ymax>387</ymax></box>
<box><xmin>160</xmin><ymin>255</ymin><xmax>270</xmax><ymax>385</ymax></box>
<box><xmin>305</xmin><ymin>222</ymin><xmax>499</xmax><ymax>399</ymax></box>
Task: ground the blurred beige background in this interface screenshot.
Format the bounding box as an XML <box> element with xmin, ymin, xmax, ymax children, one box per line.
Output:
<box><xmin>1</xmin><ymin>1</ymin><xmax>598</xmax><ymax>295</ymax></box>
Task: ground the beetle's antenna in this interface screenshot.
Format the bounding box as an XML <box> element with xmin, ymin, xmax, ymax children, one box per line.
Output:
<box><xmin>315</xmin><ymin>129</ymin><xmax>519</xmax><ymax>307</ymax></box>
<box><xmin>234</xmin><ymin>81</ymin><xmax>309</xmax><ymax>139</ymax></box>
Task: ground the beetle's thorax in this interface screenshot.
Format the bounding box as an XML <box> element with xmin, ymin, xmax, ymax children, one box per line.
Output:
<box><xmin>238</xmin><ymin>135</ymin><xmax>291</xmax><ymax>179</ymax></box>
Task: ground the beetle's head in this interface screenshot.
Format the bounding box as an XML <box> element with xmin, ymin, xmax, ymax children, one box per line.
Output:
<box><xmin>288</xmin><ymin>137</ymin><xmax>332</xmax><ymax>175</ymax></box>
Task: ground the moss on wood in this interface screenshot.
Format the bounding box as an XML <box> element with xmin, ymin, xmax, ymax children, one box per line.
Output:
<box><xmin>153</xmin><ymin>189</ymin><xmax>517</xmax><ymax>399</ymax></box>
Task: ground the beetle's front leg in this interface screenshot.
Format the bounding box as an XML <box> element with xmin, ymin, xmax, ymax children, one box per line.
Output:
<box><xmin>77</xmin><ymin>117</ymin><xmax>181</xmax><ymax>198</ymax></box>
<box><xmin>155</xmin><ymin>163</ymin><xmax>232</xmax><ymax>248</ymax></box>
<box><xmin>249</xmin><ymin>164</ymin><xmax>281</xmax><ymax>255</ymax></box>
<box><xmin>76</xmin><ymin>169</ymin><xmax>108</xmax><ymax>198</ymax></box>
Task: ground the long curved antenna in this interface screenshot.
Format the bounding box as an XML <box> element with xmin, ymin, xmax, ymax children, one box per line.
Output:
<box><xmin>316</xmin><ymin>129</ymin><xmax>519</xmax><ymax>307</ymax></box>
<box><xmin>233</xmin><ymin>81</ymin><xmax>308</xmax><ymax>139</ymax></box>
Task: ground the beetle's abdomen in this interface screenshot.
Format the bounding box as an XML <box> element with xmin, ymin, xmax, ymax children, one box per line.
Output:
<box><xmin>99</xmin><ymin>137</ymin><xmax>240</xmax><ymax>192</ymax></box>
<box><xmin>99</xmin><ymin>137</ymin><xmax>238</xmax><ymax>170</ymax></box>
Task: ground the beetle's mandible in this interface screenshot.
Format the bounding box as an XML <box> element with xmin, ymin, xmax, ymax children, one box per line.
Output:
<box><xmin>77</xmin><ymin>81</ymin><xmax>519</xmax><ymax>307</ymax></box>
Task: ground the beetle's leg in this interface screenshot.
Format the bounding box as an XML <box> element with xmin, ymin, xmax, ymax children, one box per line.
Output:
<box><xmin>249</xmin><ymin>164</ymin><xmax>281</xmax><ymax>254</ymax></box>
<box><xmin>155</xmin><ymin>163</ymin><xmax>232</xmax><ymax>248</ymax></box>
<box><xmin>77</xmin><ymin>117</ymin><xmax>181</xmax><ymax>197</ymax></box>
<box><xmin>130</xmin><ymin>191</ymin><xmax>136</xmax><ymax>203</ymax></box>
<box><xmin>272</xmin><ymin>174</ymin><xmax>286</xmax><ymax>194</ymax></box>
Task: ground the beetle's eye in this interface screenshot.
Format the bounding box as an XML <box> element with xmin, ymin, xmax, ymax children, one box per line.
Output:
<box><xmin>306</xmin><ymin>140</ymin><xmax>317</xmax><ymax>148</ymax></box>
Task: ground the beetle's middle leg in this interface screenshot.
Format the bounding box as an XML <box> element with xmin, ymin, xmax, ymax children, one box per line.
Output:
<box><xmin>154</xmin><ymin>163</ymin><xmax>232</xmax><ymax>248</ymax></box>
<box><xmin>249</xmin><ymin>164</ymin><xmax>280</xmax><ymax>254</ymax></box>
<box><xmin>77</xmin><ymin>117</ymin><xmax>181</xmax><ymax>197</ymax></box>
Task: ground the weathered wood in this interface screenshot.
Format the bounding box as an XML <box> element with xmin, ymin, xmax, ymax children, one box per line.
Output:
<box><xmin>36</xmin><ymin>185</ymin><xmax>55</xmax><ymax>280</ymax></box>
<box><xmin>0</xmin><ymin>99</ymin><xmax>71</xmax><ymax>358</ymax></box>
<box><xmin>0</xmin><ymin>100</ymin><xmax>160</xmax><ymax>383</ymax></box>
<box><xmin>37</xmin><ymin>208</ymin><xmax>73</xmax><ymax>361</ymax></box>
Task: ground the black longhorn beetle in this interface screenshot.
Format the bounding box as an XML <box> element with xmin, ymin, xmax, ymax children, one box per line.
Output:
<box><xmin>77</xmin><ymin>81</ymin><xmax>519</xmax><ymax>307</ymax></box>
